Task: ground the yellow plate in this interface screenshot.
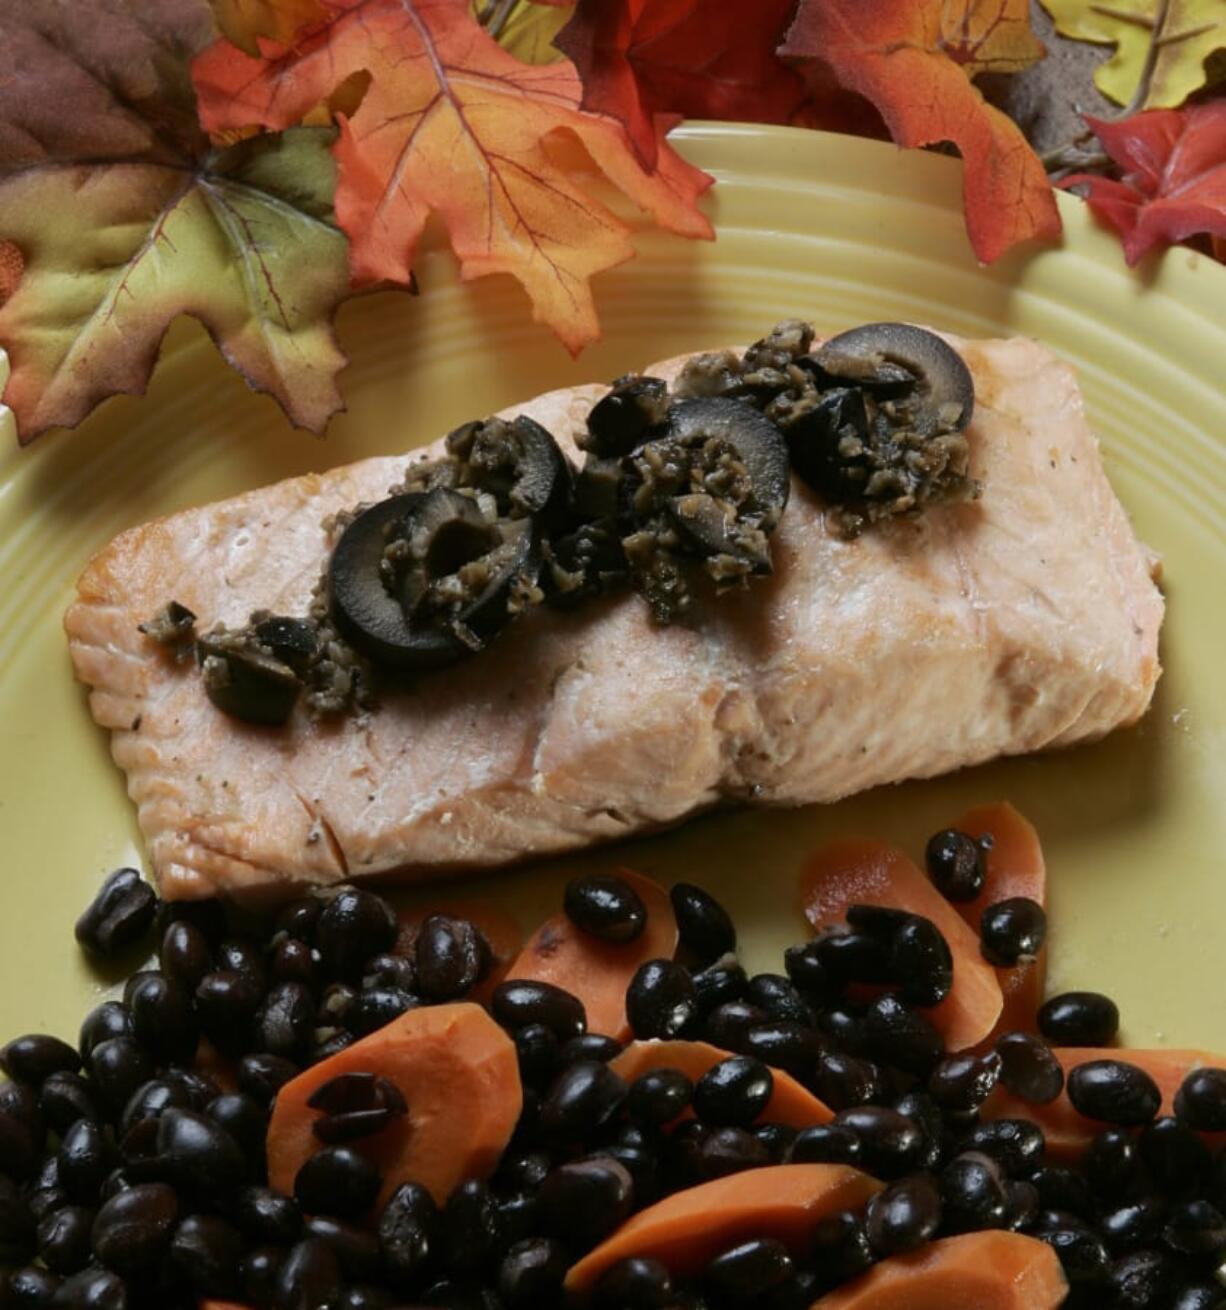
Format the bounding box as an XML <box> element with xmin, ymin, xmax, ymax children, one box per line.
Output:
<box><xmin>2</xmin><ymin>124</ymin><xmax>1223</xmax><ymax>1049</ymax></box>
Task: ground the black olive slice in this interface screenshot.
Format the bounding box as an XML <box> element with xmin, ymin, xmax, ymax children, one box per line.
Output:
<box><xmin>583</xmin><ymin>376</ymin><xmax>668</xmax><ymax>457</ymax></box>
<box><xmin>446</xmin><ymin>415</ymin><xmax>572</xmax><ymax>527</ymax></box>
<box><xmin>573</xmin><ymin>455</ymin><xmax>623</xmax><ymax>522</ymax></box>
<box><xmin>815</xmin><ymin>323</ymin><xmax>974</xmax><ymax>432</ymax></box>
<box><xmin>544</xmin><ymin>522</ymin><xmax>628</xmax><ymax>610</ymax></box>
<box><xmin>197</xmin><ymin>637</ymin><xmax>301</xmax><ymax>726</ymax></box>
<box><xmin>395</xmin><ymin>488</ymin><xmax>502</xmax><ymax>619</ymax></box>
<box><xmin>329</xmin><ymin>494</ymin><xmax>469</xmax><ymax>671</ymax></box>
<box><xmin>667</xmin><ymin>494</ymin><xmax>771</xmax><ymax>574</ymax></box>
<box><xmin>253</xmin><ymin>616</ymin><xmax>319</xmax><ymax>671</ymax></box>
<box><xmin>664</xmin><ymin>397</ymin><xmax>791</xmax><ymax>526</ymax></box>
<box><xmin>786</xmin><ymin>387</ymin><xmax>871</xmax><ymax>501</ymax></box>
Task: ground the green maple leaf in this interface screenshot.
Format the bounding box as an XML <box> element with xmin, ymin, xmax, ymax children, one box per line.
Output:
<box><xmin>0</xmin><ymin>0</ymin><xmax>353</xmax><ymax>442</ymax></box>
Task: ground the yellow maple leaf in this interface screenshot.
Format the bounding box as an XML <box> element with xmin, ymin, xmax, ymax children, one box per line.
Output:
<box><xmin>207</xmin><ymin>0</ymin><xmax>327</xmax><ymax>55</ymax></box>
<box><xmin>1040</xmin><ymin>0</ymin><xmax>1225</xmax><ymax>108</ymax></box>
<box><xmin>487</xmin><ymin>0</ymin><xmax>571</xmax><ymax>65</ymax></box>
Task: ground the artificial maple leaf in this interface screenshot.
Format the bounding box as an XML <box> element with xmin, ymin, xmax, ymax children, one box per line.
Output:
<box><xmin>0</xmin><ymin>0</ymin><xmax>353</xmax><ymax>443</ymax></box>
<box><xmin>193</xmin><ymin>0</ymin><xmax>713</xmax><ymax>354</ymax></box>
<box><xmin>1040</xmin><ymin>0</ymin><xmax>1225</xmax><ymax>110</ymax></box>
<box><xmin>496</xmin><ymin>0</ymin><xmax>571</xmax><ymax>65</ymax></box>
<box><xmin>556</xmin><ymin>0</ymin><xmax>809</xmax><ymax>169</ymax></box>
<box><xmin>781</xmin><ymin>0</ymin><xmax>1062</xmax><ymax>264</ymax></box>
<box><xmin>209</xmin><ymin>0</ymin><xmax>328</xmax><ymax>54</ymax></box>
<box><xmin>1062</xmin><ymin>101</ymin><xmax>1226</xmax><ymax>264</ymax></box>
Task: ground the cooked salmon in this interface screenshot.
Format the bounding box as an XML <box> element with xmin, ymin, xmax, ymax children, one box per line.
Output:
<box><xmin>65</xmin><ymin>334</ymin><xmax>1164</xmax><ymax>901</ymax></box>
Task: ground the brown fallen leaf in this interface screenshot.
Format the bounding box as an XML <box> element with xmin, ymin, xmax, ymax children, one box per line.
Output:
<box><xmin>193</xmin><ymin>0</ymin><xmax>714</xmax><ymax>355</ymax></box>
<box><xmin>0</xmin><ymin>0</ymin><xmax>353</xmax><ymax>443</ymax></box>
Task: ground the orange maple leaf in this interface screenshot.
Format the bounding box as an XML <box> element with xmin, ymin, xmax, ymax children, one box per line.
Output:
<box><xmin>193</xmin><ymin>0</ymin><xmax>713</xmax><ymax>353</ymax></box>
<box><xmin>781</xmin><ymin>0</ymin><xmax>1062</xmax><ymax>263</ymax></box>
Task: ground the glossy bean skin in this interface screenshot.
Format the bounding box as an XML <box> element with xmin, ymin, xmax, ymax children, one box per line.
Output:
<box><xmin>1038</xmin><ymin>992</ymin><xmax>1120</xmax><ymax>1047</ymax></box>
<box><xmin>492</xmin><ymin>981</ymin><xmax>586</xmax><ymax>1041</ymax></box>
<box><xmin>627</xmin><ymin>1069</ymin><xmax>692</xmax><ymax>1126</ymax></box>
<box><xmin>378</xmin><ymin>1183</ymin><xmax>438</xmax><ymax>1290</ymax></box>
<box><xmin>928</xmin><ymin>1052</ymin><xmax>1002</xmax><ymax>1115</ymax></box>
<box><xmin>692</xmin><ymin>1057</ymin><xmax>772</xmax><ymax>1128</ymax></box>
<box><xmin>592</xmin><ymin>1256</ymin><xmax>674</xmax><ymax>1310</ymax></box>
<box><xmin>275</xmin><ymin>1236</ymin><xmax>344</xmax><ymax>1310</ymax></box>
<box><xmin>497</xmin><ymin>1237</ymin><xmax>569</xmax><ymax>1308</ymax></box>
<box><xmin>979</xmin><ymin>898</ymin><xmax>1047</xmax><ymax>967</ymax></box>
<box><xmin>669</xmin><ymin>884</ymin><xmax>735</xmax><ymax>965</ymax></box>
<box><xmin>995</xmin><ymin>1032</ymin><xmax>1065</xmax><ymax>1105</ymax></box>
<box><xmin>564</xmin><ymin>876</ymin><xmax>647</xmax><ymax>945</ymax></box>
<box><xmin>233</xmin><ymin>1186</ymin><xmax>303</xmax><ymax>1246</ymax></box>
<box><xmin>865</xmin><ymin>1174</ymin><xmax>942</xmax><ymax>1255</ymax></box>
<box><xmin>925</xmin><ymin>830</ymin><xmax>987</xmax><ymax>902</ymax></box>
<box><xmin>539</xmin><ymin>1062</ymin><xmax>627</xmax><ymax>1141</ymax></box>
<box><xmin>1085</xmin><ymin>1128</ymin><xmax>1142</xmax><ymax>1200</ymax></box>
<box><xmin>414</xmin><ymin>915</ymin><xmax>487</xmax><ymax>1001</ymax></box>
<box><xmin>625</xmin><ymin>961</ymin><xmax>699</xmax><ymax>1041</ymax></box>
<box><xmin>890</xmin><ymin>916</ymin><xmax>954</xmax><ymax>1008</ymax></box>
<box><xmin>960</xmin><ymin>1118</ymin><xmax>1046</xmax><ymax>1177</ymax></box>
<box><xmin>1140</xmin><ymin>1116</ymin><xmax>1211</xmax><ymax>1195</ymax></box>
<box><xmin>1174</xmin><ymin>1067</ymin><xmax>1226</xmax><ymax>1131</ymax></box>
<box><xmin>315</xmin><ymin>891</ymin><xmax>398</xmax><ymax>981</ymax></box>
<box><xmin>704</xmin><ymin>1238</ymin><xmax>794</xmax><ymax>1300</ymax></box>
<box><xmin>293</xmin><ymin>1147</ymin><xmax>381</xmax><ymax>1219</ymax></box>
<box><xmin>940</xmin><ymin>1151</ymin><xmax>1009</xmax><ymax>1232</ymax></box>
<box><xmin>788</xmin><ymin>1124</ymin><xmax>863</xmax><ymax>1168</ymax></box>
<box><xmin>538</xmin><ymin>1158</ymin><xmax>634</xmax><ymax>1247</ymax></box>
<box><xmin>1</xmin><ymin>1037</ymin><xmax>81</xmax><ymax>1088</ymax></box>
<box><xmin>1067</xmin><ymin>1061</ymin><xmax>1162</xmax><ymax>1128</ymax></box>
<box><xmin>74</xmin><ymin>869</ymin><xmax>157</xmax><ymax>958</ymax></box>
<box><xmin>833</xmin><ymin>1107</ymin><xmax>925</xmax><ymax>1179</ymax></box>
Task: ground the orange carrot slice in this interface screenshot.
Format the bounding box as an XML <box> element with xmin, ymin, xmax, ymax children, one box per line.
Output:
<box><xmin>505</xmin><ymin>869</ymin><xmax>678</xmax><ymax>1040</ymax></box>
<box><xmin>267</xmin><ymin>1002</ymin><xmax>520</xmax><ymax>1209</ymax></box>
<box><xmin>564</xmin><ymin>1164</ymin><xmax>881</xmax><ymax>1295</ymax></box>
<box><xmin>951</xmin><ymin>803</ymin><xmax>1047</xmax><ymax>1039</ymax></box>
<box><xmin>811</xmin><ymin>1230</ymin><xmax>1067</xmax><ymax>1308</ymax></box>
<box><xmin>395</xmin><ymin>898</ymin><xmax>524</xmax><ymax>1007</ymax></box>
<box><xmin>800</xmin><ymin>840</ymin><xmax>1003</xmax><ymax>1051</ymax></box>
<box><xmin>985</xmin><ymin>1047</ymin><xmax>1225</xmax><ymax>1160</ymax></box>
<box><xmin>610</xmin><ymin>1040</ymin><xmax>834</xmax><ymax>1129</ymax></box>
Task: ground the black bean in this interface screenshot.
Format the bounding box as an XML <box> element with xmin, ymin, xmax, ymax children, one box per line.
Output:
<box><xmin>0</xmin><ymin>1080</ymin><xmax>43</xmax><ymax>1141</ymax></box>
<box><xmin>995</xmin><ymin>1031</ymin><xmax>1065</xmax><ymax>1105</ymax></box>
<box><xmin>691</xmin><ymin>961</ymin><xmax>748</xmax><ymax>1014</ymax></box>
<box><xmin>339</xmin><ymin>1288</ymin><xmax>394</xmax><ymax>1310</ymax></box>
<box><xmin>670</xmin><ymin>883</ymin><xmax>735</xmax><ymax>965</ymax></box>
<box><xmin>810</xmin><ymin>1051</ymin><xmax>886</xmax><ymax>1111</ymax></box>
<box><xmin>414</xmin><ymin>915</ymin><xmax>486</xmax><ymax>1001</ymax></box>
<box><xmin>238</xmin><ymin>1053</ymin><xmax>300</xmax><ymax>1107</ymax></box>
<box><xmin>272</xmin><ymin>938</ymin><xmax>321</xmax><ymax>991</ymax></box>
<box><xmin>77</xmin><ymin>1005</ymin><xmax>133</xmax><ymax>1067</ymax></box>
<box><xmin>215</xmin><ymin>937</ymin><xmax>268</xmax><ymax>994</ymax></box>
<box><xmin>313</xmin><ymin>1032</ymin><xmax>355</xmax><ymax>1064</ymax></box>
<box><xmin>560</xmin><ymin>1034</ymin><xmax>623</xmax><ymax>1066</ymax></box>
<box><xmin>27</xmin><ymin>1157</ymin><xmax>68</xmax><ymax>1223</ymax></box>
<box><xmin>378</xmin><ymin>1182</ymin><xmax>438</xmax><ymax>1289</ymax></box>
<box><xmin>307</xmin><ymin>1073</ymin><xmax>407</xmax><ymax>1147</ymax></box>
<box><xmin>275</xmin><ymin>1236</ymin><xmax>343</xmax><ymax>1310</ymax></box>
<box><xmin>37</xmin><ymin>1206</ymin><xmax>95</xmax><ymax>1275</ymax></box>
<box><xmin>1084</xmin><ymin>1127</ymin><xmax>1141</xmax><ymax>1198</ymax></box>
<box><xmin>960</xmin><ymin>1118</ymin><xmax>1046</xmax><ymax>1177</ymax></box>
<box><xmin>866</xmin><ymin>1173</ymin><xmax>942</xmax><ymax>1255</ymax></box>
<box><xmin>539</xmin><ymin>1061</ymin><xmax>627</xmax><ymax>1140</ymax></box>
<box><xmin>305</xmin><ymin>1214</ymin><xmax>382</xmax><ymax>1281</ymax></box>
<box><xmin>592</xmin><ymin>1256</ymin><xmax>674</xmax><ymax>1310</ymax></box>
<box><xmin>539</xmin><ymin>1158</ymin><xmax>633</xmax><ymax>1246</ymax></box>
<box><xmin>118</xmin><ymin>1079</ymin><xmax>186</xmax><ymax>1138</ymax></box>
<box><xmin>128</xmin><ymin>973</ymin><xmax>199</xmax><ymax>1064</ymax></box>
<box><xmin>941</xmin><ymin>1151</ymin><xmax>1008</xmax><ymax>1232</ymax></box>
<box><xmin>316</xmin><ymin>891</ymin><xmax>398</xmax><ymax>981</ymax></box>
<box><xmin>744</xmin><ymin>975</ymin><xmax>813</xmax><ymax>1027</ymax></box>
<box><xmin>89</xmin><ymin>1183</ymin><xmax>177</xmax><ymax>1276</ymax></box>
<box><xmin>231</xmin><ymin>1187</ymin><xmax>302</xmax><ymax>1249</ymax></box>
<box><xmin>928</xmin><ymin>1052</ymin><xmax>1002</xmax><ymax>1115</ymax></box>
<box><xmin>1108</xmin><ymin>1250</ymin><xmax>1174</xmax><ymax>1309</ymax></box>
<box><xmin>294</xmin><ymin>1146</ymin><xmax>381</xmax><ymax>1218</ymax></box>
<box><xmin>418</xmin><ymin>1275</ymin><xmax>500</xmax><ymax>1309</ymax></box>
<box><xmin>156</xmin><ymin>1108</ymin><xmax>246</xmax><ymax>1196</ymax></box>
<box><xmin>57</xmin><ymin>1122</ymin><xmax>112</xmax><ymax>1207</ymax></box>
<box><xmin>497</xmin><ymin>1237</ymin><xmax>568</xmax><ymax>1308</ymax></box>
<box><xmin>700</xmin><ymin>1002</ymin><xmax>767</xmax><ymax>1052</ymax></box>
<box><xmin>86</xmin><ymin>1039</ymin><xmax>154</xmax><ymax>1116</ymax></box>
<box><xmin>625</xmin><ymin>1068</ymin><xmax>691</xmax><ymax>1127</ymax></box>
<box><xmin>815</xmin><ymin>929</ymin><xmax>892</xmax><ymax>985</ymax></box>
<box><xmin>1171</xmin><ymin>1282</ymin><xmax>1225</xmax><ymax>1310</ymax></box>
<box><xmin>892</xmin><ymin>1089</ymin><xmax>946</xmax><ymax>1170</ymax></box>
<box><xmin>890</xmin><ymin>916</ymin><xmax>954</xmax><ymax>1008</ymax></box>
<box><xmin>834</xmin><ymin>1107</ymin><xmax>925</xmax><ymax>1178</ymax></box>
<box><xmin>346</xmin><ymin>987</ymin><xmax>418</xmax><ymax>1038</ymax></box>
<box><xmin>980</xmin><ymin>897</ymin><xmax>1046</xmax><ymax>966</ymax></box>
<box><xmin>1038</xmin><ymin>992</ymin><xmax>1120</xmax><ymax>1047</ymax></box>
<box><xmin>0</xmin><ymin>1174</ymin><xmax>35</xmax><ymax>1264</ymax></box>
<box><xmin>1028</xmin><ymin>1165</ymin><xmax>1091</xmax><ymax>1218</ymax></box>
<box><xmin>1141</xmin><ymin>1115</ymin><xmax>1211</xmax><ymax>1194</ymax></box>
<box><xmin>49</xmin><ymin>1267</ymin><xmax>126</xmax><ymax>1310</ymax></box>
<box><xmin>781</xmin><ymin>941</ymin><xmax>835</xmax><ymax>1003</ymax></box>
<box><xmin>159</xmin><ymin>920</ymin><xmax>214</xmax><ymax>992</ymax></box>
<box><xmin>704</xmin><ymin>1238</ymin><xmax>793</xmax><ymax>1300</ymax></box>
<box><xmin>696</xmin><ymin>1126</ymin><xmax>771</xmax><ymax>1180</ymax></box>
<box><xmin>925</xmin><ymin>829</ymin><xmax>987</xmax><ymax>902</ymax></box>
<box><xmin>492</xmin><ymin>980</ymin><xmax>586</xmax><ymax>1040</ymax></box>
<box><xmin>754</xmin><ymin>1122</ymin><xmax>798</xmax><ymax>1163</ymax></box>
<box><xmin>1068</xmin><ymin>1060</ymin><xmax>1161</xmax><ymax>1127</ymax></box>
<box><xmin>564</xmin><ymin>876</ymin><xmax>647</xmax><ymax>945</ymax></box>
<box><xmin>513</xmin><ymin>1024</ymin><xmax>559</xmax><ymax>1088</ymax></box>
<box><xmin>278</xmin><ymin>899</ymin><xmax>322</xmax><ymax>945</ymax></box>
<box><xmin>361</xmin><ymin>954</ymin><xmax>416</xmax><ymax>993</ymax></box>
<box><xmin>1037</xmin><ymin>1226</ymin><xmax>1111</xmax><ymax>1285</ymax></box>
<box><xmin>1174</xmin><ymin>1067</ymin><xmax>1226</xmax><ymax>1131</ymax></box>
<box><xmin>810</xmin><ymin>1210</ymin><xmax>875</xmax><ymax>1286</ymax></box>
<box><xmin>787</xmin><ymin>1123</ymin><xmax>863</xmax><ymax>1167</ymax></box>
<box><xmin>75</xmin><ymin>869</ymin><xmax>157</xmax><ymax>957</ymax></box>
<box><xmin>165</xmin><ymin>1065</ymin><xmax>220</xmax><ymax>1113</ymax></box>
<box><xmin>208</xmin><ymin>1093</ymin><xmax>268</xmax><ymax>1157</ymax></box>
<box><xmin>241</xmin><ymin>1245</ymin><xmax>284</xmax><ymax>1306</ymax></box>
<box><xmin>442</xmin><ymin>1179</ymin><xmax>503</xmax><ymax>1270</ymax></box>
<box><xmin>38</xmin><ymin>1074</ymin><xmax>98</xmax><ymax>1137</ymax></box>
<box><xmin>1</xmin><ymin>1037</ymin><xmax>81</xmax><ymax>1089</ymax></box>
<box><xmin>5</xmin><ymin>1267</ymin><xmax>60</xmax><ymax>1306</ymax></box>
<box><xmin>844</xmin><ymin>904</ymin><xmax>914</xmax><ymax>940</ymax></box>
<box><xmin>1004</xmin><ymin>1179</ymin><xmax>1039</xmax><ymax>1231</ymax></box>
<box><xmin>693</xmin><ymin>1056</ymin><xmax>772</xmax><ymax>1128</ymax></box>
<box><xmin>626</xmin><ymin>960</ymin><xmax>698</xmax><ymax>1041</ymax></box>
<box><xmin>738</xmin><ymin>1022</ymin><xmax>824</xmax><ymax>1078</ymax></box>
<box><xmin>194</xmin><ymin>971</ymin><xmax>263</xmax><ymax>1053</ymax></box>
<box><xmin>256</xmin><ymin>983</ymin><xmax>316</xmax><ymax>1062</ymax></box>
<box><xmin>1099</xmin><ymin>1198</ymin><xmax>1167</xmax><ymax>1252</ymax></box>
<box><xmin>861</xmin><ymin>994</ymin><xmax>944</xmax><ymax>1076</ymax></box>
<box><xmin>1164</xmin><ymin>1199</ymin><xmax>1226</xmax><ymax>1256</ymax></box>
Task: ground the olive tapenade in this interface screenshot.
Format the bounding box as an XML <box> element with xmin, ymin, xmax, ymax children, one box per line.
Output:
<box><xmin>146</xmin><ymin>321</ymin><xmax>979</xmax><ymax>725</ymax></box>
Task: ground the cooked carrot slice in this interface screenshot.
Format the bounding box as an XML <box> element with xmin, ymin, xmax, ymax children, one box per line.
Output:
<box><xmin>800</xmin><ymin>840</ymin><xmax>1003</xmax><ymax>1050</ymax></box>
<box><xmin>505</xmin><ymin>869</ymin><xmax>678</xmax><ymax>1039</ymax></box>
<box><xmin>811</xmin><ymin>1230</ymin><xmax>1067</xmax><ymax>1308</ymax></box>
<box><xmin>610</xmin><ymin>1040</ymin><xmax>834</xmax><ymax>1128</ymax></box>
<box><xmin>395</xmin><ymin>898</ymin><xmax>524</xmax><ymax>1006</ymax></box>
<box><xmin>564</xmin><ymin>1164</ymin><xmax>881</xmax><ymax>1295</ymax></box>
<box><xmin>950</xmin><ymin>803</ymin><xmax>1047</xmax><ymax>1039</ymax></box>
<box><xmin>267</xmin><ymin>1002</ymin><xmax>520</xmax><ymax>1209</ymax></box>
<box><xmin>986</xmin><ymin>1047</ymin><xmax>1225</xmax><ymax>1160</ymax></box>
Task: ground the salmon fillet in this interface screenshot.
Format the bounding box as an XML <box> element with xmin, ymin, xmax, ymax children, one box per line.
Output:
<box><xmin>65</xmin><ymin>333</ymin><xmax>1164</xmax><ymax>902</ymax></box>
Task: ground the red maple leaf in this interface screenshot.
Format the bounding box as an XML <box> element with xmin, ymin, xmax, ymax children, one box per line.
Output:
<box><xmin>555</xmin><ymin>0</ymin><xmax>809</xmax><ymax>169</ymax></box>
<box><xmin>781</xmin><ymin>0</ymin><xmax>1062</xmax><ymax>264</ymax></box>
<box><xmin>1062</xmin><ymin>101</ymin><xmax>1226</xmax><ymax>266</ymax></box>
